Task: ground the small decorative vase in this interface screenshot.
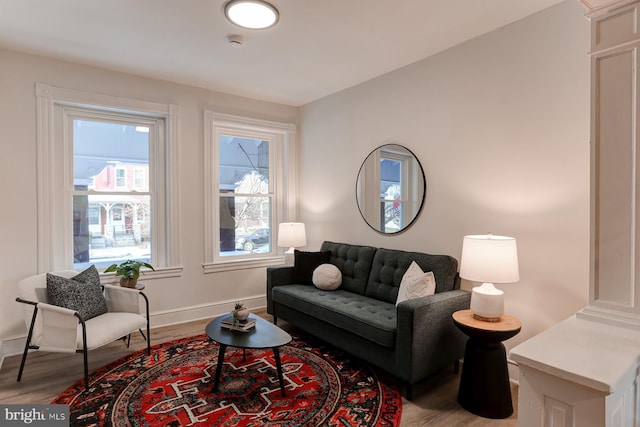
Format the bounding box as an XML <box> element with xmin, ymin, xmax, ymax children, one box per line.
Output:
<box><xmin>234</xmin><ymin>309</ymin><xmax>250</xmax><ymax>321</ymax></box>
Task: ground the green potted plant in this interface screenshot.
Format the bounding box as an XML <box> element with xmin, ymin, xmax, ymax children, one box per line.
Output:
<box><xmin>104</xmin><ymin>260</ymin><xmax>155</xmax><ymax>288</ymax></box>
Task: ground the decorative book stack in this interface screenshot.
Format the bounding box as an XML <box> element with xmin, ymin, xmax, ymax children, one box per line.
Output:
<box><xmin>220</xmin><ymin>315</ymin><xmax>256</xmax><ymax>332</ymax></box>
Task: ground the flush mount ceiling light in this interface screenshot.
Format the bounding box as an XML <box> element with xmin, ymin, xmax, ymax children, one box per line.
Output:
<box><xmin>224</xmin><ymin>0</ymin><xmax>279</xmax><ymax>30</ymax></box>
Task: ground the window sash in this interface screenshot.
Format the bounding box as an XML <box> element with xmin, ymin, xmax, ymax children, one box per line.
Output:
<box><xmin>214</xmin><ymin>131</ymin><xmax>276</xmax><ymax>261</ymax></box>
<box><xmin>66</xmin><ymin>109</ymin><xmax>162</xmax><ymax>269</ymax></box>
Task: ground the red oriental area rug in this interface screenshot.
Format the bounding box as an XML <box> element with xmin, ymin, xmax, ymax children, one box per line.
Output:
<box><xmin>52</xmin><ymin>333</ymin><xmax>402</xmax><ymax>426</ymax></box>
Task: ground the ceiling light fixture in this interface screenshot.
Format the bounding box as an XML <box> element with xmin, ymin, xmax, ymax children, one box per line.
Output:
<box><xmin>224</xmin><ymin>0</ymin><xmax>279</xmax><ymax>30</ymax></box>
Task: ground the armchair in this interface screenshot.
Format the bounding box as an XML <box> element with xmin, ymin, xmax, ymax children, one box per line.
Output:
<box><xmin>16</xmin><ymin>270</ymin><xmax>150</xmax><ymax>392</ymax></box>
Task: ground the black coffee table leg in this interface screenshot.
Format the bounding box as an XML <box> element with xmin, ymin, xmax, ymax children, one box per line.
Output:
<box><xmin>272</xmin><ymin>347</ymin><xmax>286</xmax><ymax>397</ymax></box>
<box><xmin>213</xmin><ymin>343</ymin><xmax>227</xmax><ymax>392</ymax></box>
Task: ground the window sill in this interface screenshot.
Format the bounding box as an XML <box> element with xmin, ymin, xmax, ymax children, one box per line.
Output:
<box><xmin>203</xmin><ymin>257</ymin><xmax>285</xmax><ymax>274</ymax></box>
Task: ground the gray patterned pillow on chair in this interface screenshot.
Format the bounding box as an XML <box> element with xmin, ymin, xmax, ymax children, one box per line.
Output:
<box><xmin>46</xmin><ymin>265</ymin><xmax>108</xmax><ymax>321</ymax></box>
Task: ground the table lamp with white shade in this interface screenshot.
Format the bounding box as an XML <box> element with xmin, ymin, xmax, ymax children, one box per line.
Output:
<box><xmin>278</xmin><ymin>222</ymin><xmax>307</xmax><ymax>265</ymax></box>
<box><xmin>460</xmin><ymin>234</ymin><xmax>520</xmax><ymax>322</ymax></box>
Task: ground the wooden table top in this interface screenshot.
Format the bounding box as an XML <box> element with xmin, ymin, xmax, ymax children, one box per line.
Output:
<box><xmin>452</xmin><ymin>309</ymin><xmax>521</xmax><ymax>332</ymax></box>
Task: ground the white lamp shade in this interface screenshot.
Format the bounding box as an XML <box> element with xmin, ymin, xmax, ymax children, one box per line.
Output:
<box><xmin>460</xmin><ymin>234</ymin><xmax>520</xmax><ymax>284</ymax></box>
<box><xmin>277</xmin><ymin>223</ymin><xmax>307</xmax><ymax>248</ymax></box>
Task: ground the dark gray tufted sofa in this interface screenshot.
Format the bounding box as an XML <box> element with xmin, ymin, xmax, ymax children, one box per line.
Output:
<box><xmin>266</xmin><ymin>241</ymin><xmax>471</xmax><ymax>399</ymax></box>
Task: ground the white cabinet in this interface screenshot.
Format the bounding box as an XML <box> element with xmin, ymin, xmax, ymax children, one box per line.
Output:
<box><xmin>511</xmin><ymin>316</ymin><xmax>640</xmax><ymax>427</ymax></box>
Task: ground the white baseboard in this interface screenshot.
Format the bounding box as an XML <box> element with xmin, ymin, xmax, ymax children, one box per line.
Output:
<box><xmin>1</xmin><ymin>336</ymin><xmax>25</xmax><ymax>367</ymax></box>
<box><xmin>149</xmin><ymin>295</ymin><xmax>266</xmax><ymax>329</ymax></box>
<box><xmin>507</xmin><ymin>357</ymin><xmax>520</xmax><ymax>387</ymax></box>
<box><xmin>0</xmin><ymin>294</ymin><xmax>267</xmax><ymax>371</ymax></box>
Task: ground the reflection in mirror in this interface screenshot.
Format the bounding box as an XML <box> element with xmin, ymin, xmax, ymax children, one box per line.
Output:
<box><xmin>356</xmin><ymin>144</ymin><xmax>426</xmax><ymax>234</ymax></box>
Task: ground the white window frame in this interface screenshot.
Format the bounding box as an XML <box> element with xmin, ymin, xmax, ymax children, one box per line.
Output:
<box><xmin>114</xmin><ymin>166</ymin><xmax>127</xmax><ymax>189</ymax></box>
<box><xmin>379</xmin><ymin>150</ymin><xmax>410</xmax><ymax>230</ymax></box>
<box><xmin>133</xmin><ymin>167</ymin><xmax>146</xmax><ymax>189</ymax></box>
<box><xmin>203</xmin><ymin>111</ymin><xmax>297</xmax><ymax>273</ymax></box>
<box><xmin>35</xmin><ymin>83</ymin><xmax>182</xmax><ymax>280</ymax></box>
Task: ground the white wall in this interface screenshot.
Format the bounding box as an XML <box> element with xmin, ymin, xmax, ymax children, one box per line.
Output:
<box><xmin>0</xmin><ymin>48</ymin><xmax>297</xmax><ymax>354</ymax></box>
<box><xmin>299</xmin><ymin>0</ymin><xmax>590</xmax><ymax>356</ymax></box>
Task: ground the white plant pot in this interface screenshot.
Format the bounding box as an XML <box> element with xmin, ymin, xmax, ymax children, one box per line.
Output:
<box><xmin>235</xmin><ymin>309</ymin><xmax>250</xmax><ymax>321</ymax></box>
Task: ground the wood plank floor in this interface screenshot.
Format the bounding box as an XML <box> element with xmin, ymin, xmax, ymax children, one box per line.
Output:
<box><xmin>0</xmin><ymin>309</ymin><xmax>517</xmax><ymax>426</ymax></box>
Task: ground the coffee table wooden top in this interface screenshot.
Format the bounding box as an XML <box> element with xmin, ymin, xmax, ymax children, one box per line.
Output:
<box><xmin>205</xmin><ymin>314</ymin><xmax>292</xmax><ymax>349</ymax></box>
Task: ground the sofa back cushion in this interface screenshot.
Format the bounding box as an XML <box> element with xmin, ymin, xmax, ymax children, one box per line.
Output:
<box><xmin>320</xmin><ymin>241</ymin><xmax>376</xmax><ymax>295</ymax></box>
<box><xmin>365</xmin><ymin>248</ymin><xmax>460</xmax><ymax>304</ymax></box>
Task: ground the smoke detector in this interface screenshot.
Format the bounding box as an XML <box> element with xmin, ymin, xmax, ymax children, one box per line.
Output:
<box><xmin>226</xmin><ymin>34</ymin><xmax>245</xmax><ymax>47</ymax></box>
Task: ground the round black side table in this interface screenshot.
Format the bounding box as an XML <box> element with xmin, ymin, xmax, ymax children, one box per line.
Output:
<box><xmin>452</xmin><ymin>309</ymin><xmax>521</xmax><ymax>419</ymax></box>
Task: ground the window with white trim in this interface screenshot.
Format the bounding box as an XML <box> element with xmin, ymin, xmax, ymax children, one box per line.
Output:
<box><xmin>35</xmin><ymin>84</ymin><xmax>181</xmax><ymax>277</ymax></box>
<box><xmin>134</xmin><ymin>168</ymin><xmax>146</xmax><ymax>189</ymax></box>
<box><xmin>203</xmin><ymin>112</ymin><xmax>297</xmax><ymax>273</ymax></box>
<box><xmin>114</xmin><ymin>167</ymin><xmax>127</xmax><ymax>189</ymax></box>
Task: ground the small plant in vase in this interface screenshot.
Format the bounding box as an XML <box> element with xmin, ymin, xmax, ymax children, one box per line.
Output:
<box><xmin>104</xmin><ymin>260</ymin><xmax>155</xmax><ymax>288</ymax></box>
<box><xmin>232</xmin><ymin>302</ymin><xmax>250</xmax><ymax>322</ymax></box>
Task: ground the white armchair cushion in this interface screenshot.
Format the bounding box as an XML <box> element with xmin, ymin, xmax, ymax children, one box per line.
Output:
<box><xmin>103</xmin><ymin>284</ymin><xmax>143</xmax><ymax>314</ymax></box>
<box><xmin>18</xmin><ymin>270</ymin><xmax>77</xmax><ymax>343</ymax></box>
<box><xmin>36</xmin><ymin>303</ymin><xmax>79</xmax><ymax>353</ymax></box>
<box><xmin>81</xmin><ymin>312</ymin><xmax>147</xmax><ymax>350</ymax></box>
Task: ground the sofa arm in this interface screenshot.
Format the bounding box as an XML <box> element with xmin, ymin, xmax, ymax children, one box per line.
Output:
<box><xmin>395</xmin><ymin>290</ymin><xmax>471</xmax><ymax>384</ymax></box>
<box><xmin>266</xmin><ymin>266</ymin><xmax>294</xmax><ymax>314</ymax></box>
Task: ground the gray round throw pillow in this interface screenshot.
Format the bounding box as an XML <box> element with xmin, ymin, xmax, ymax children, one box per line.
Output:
<box><xmin>312</xmin><ymin>263</ymin><xmax>342</xmax><ymax>290</ymax></box>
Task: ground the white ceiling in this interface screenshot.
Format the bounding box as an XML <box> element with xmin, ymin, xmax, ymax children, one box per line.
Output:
<box><xmin>0</xmin><ymin>0</ymin><xmax>569</xmax><ymax>106</ymax></box>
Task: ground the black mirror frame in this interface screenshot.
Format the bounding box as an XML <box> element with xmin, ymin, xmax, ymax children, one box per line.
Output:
<box><xmin>355</xmin><ymin>144</ymin><xmax>426</xmax><ymax>235</ymax></box>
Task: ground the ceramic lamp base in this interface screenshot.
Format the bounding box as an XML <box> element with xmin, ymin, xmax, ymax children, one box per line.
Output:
<box><xmin>283</xmin><ymin>248</ymin><xmax>295</xmax><ymax>265</ymax></box>
<box><xmin>470</xmin><ymin>283</ymin><xmax>504</xmax><ymax>322</ymax></box>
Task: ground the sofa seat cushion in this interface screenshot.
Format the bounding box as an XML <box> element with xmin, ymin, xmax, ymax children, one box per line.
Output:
<box><xmin>273</xmin><ymin>285</ymin><xmax>397</xmax><ymax>348</ymax></box>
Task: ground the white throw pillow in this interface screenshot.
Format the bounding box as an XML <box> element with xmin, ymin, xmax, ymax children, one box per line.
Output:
<box><xmin>396</xmin><ymin>261</ymin><xmax>436</xmax><ymax>306</ymax></box>
<box><xmin>312</xmin><ymin>263</ymin><xmax>342</xmax><ymax>290</ymax></box>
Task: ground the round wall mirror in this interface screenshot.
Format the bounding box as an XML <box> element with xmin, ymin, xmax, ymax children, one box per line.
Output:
<box><xmin>356</xmin><ymin>144</ymin><xmax>426</xmax><ymax>234</ymax></box>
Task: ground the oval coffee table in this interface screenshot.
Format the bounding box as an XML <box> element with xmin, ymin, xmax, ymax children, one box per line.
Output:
<box><xmin>205</xmin><ymin>314</ymin><xmax>292</xmax><ymax>396</ymax></box>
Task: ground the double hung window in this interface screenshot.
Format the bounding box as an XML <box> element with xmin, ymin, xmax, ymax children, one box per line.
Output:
<box><xmin>36</xmin><ymin>84</ymin><xmax>180</xmax><ymax>275</ymax></box>
<box><xmin>204</xmin><ymin>112</ymin><xmax>296</xmax><ymax>272</ymax></box>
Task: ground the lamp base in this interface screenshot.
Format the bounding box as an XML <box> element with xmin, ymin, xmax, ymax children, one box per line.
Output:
<box><xmin>470</xmin><ymin>283</ymin><xmax>504</xmax><ymax>322</ymax></box>
<box><xmin>283</xmin><ymin>248</ymin><xmax>295</xmax><ymax>265</ymax></box>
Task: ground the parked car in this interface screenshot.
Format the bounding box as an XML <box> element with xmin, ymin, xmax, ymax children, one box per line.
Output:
<box><xmin>235</xmin><ymin>228</ymin><xmax>270</xmax><ymax>251</ymax></box>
